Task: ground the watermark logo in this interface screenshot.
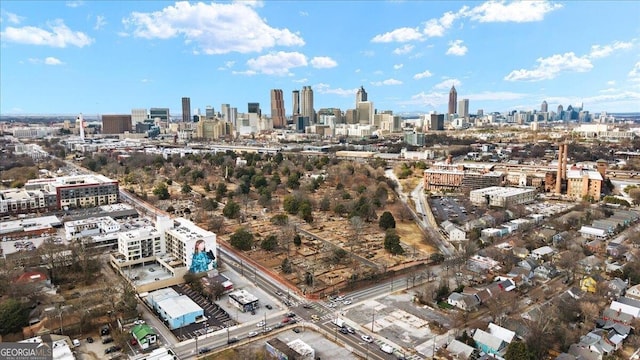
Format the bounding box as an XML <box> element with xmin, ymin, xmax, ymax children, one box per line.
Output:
<box><xmin>0</xmin><ymin>342</ymin><xmax>52</xmax><ymax>360</ymax></box>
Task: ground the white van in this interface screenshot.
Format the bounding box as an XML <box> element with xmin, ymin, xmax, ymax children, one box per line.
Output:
<box><xmin>72</xmin><ymin>339</ymin><xmax>81</xmax><ymax>347</ymax></box>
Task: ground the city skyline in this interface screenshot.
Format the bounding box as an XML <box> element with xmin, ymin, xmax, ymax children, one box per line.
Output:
<box><xmin>1</xmin><ymin>1</ymin><xmax>639</xmax><ymax>116</ymax></box>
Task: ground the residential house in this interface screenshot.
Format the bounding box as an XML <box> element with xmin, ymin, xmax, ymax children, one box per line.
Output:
<box><xmin>534</xmin><ymin>263</ymin><xmax>558</xmax><ymax>280</ymax></box>
<box><xmin>609</xmin><ymin>297</ymin><xmax>640</xmax><ymax>318</ymax></box>
<box><xmin>448</xmin><ymin>292</ymin><xmax>479</xmax><ymax>311</ymax></box>
<box><xmin>605</xmin><ymin>278</ymin><xmax>627</xmax><ymax>299</ymax></box>
<box><xmin>531</xmin><ymin>246</ymin><xmax>555</xmax><ymax>261</ymax></box>
<box><xmin>507</xmin><ymin>267</ymin><xmax>534</xmax><ymax>286</ymax></box>
<box><xmin>579</xmin><ymin>226</ymin><xmax>608</xmax><ymax>240</ymax></box>
<box><xmin>567</xmin><ymin>344</ymin><xmax>602</xmax><ymax>360</ymax></box>
<box><xmin>578</xmin><ymin>255</ymin><xmax>603</xmax><ymax>274</ymax></box>
<box><xmin>602</xmin><ymin>308</ymin><xmax>635</xmax><ymax>325</ymax></box>
<box><xmin>467</xmin><ymin>254</ymin><xmax>502</xmax><ymax>273</ymax></box>
<box><xmin>518</xmin><ymin>258</ymin><xmax>539</xmax><ymax>272</ymax></box>
<box><xmin>626</xmin><ymin>284</ymin><xmax>640</xmax><ymax>300</ymax></box>
<box><xmin>487</xmin><ymin>323</ymin><xmax>515</xmax><ymax>345</ymax></box>
<box><xmin>496</xmin><ymin>278</ymin><xmax>516</xmax><ymax>292</ymax></box>
<box><xmin>473</xmin><ymin>329</ymin><xmax>507</xmax><ymax>356</ymax></box>
<box><xmin>131</xmin><ymin>324</ymin><xmax>157</xmax><ymax>350</ymax></box>
<box><xmin>441</xmin><ymin>220</ymin><xmax>467</xmax><ymax>242</ymax></box>
<box><xmin>606</xmin><ymin>242</ymin><xmax>628</xmax><ymax>258</ymax></box>
<box><xmin>512</xmin><ymin>247</ymin><xmax>529</xmax><ymax>259</ymax></box>
<box><xmin>536</xmin><ymin>228</ymin><xmax>557</xmax><ymax>243</ymax></box>
<box><xmin>585</xmin><ymin>239</ymin><xmax>604</xmax><ymax>254</ymax></box>
<box><xmin>580</xmin><ymin>276</ymin><xmax>598</xmax><ymax>293</ymax></box>
<box><xmin>552</xmin><ymin>231</ymin><xmax>573</xmax><ymax>247</ymax></box>
<box><xmin>445</xmin><ymin>339</ymin><xmax>477</xmax><ymax>359</ymax></box>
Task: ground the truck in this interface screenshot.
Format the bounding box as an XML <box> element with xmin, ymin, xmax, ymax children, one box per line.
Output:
<box><xmin>332</xmin><ymin>318</ymin><xmax>345</xmax><ymax>328</ymax></box>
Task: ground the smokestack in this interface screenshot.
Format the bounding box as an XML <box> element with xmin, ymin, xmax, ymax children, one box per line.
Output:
<box><xmin>562</xmin><ymin>143</ymin><xmax>568</xmax><ymax>180</ymax></box>
<box><xmin>555</xmin><ymin>143</ymin><xmax>563</xmax><ymax>194</ymax></box>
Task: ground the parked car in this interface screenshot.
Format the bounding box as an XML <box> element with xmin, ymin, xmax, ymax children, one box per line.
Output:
<box><xmin>100</xmin><ymin>326</ymin><xmax>110</xmax><ymax>336</ymax></box>
<box><xmin>72</xmin><ymin>339</ymin><xmax>80</xmax><ymax>347</ymax></box>
<box><xmin>265</xmin><ymin>304</ymin><xmax>273</xmax><ymax>310</ymax></box>
<box><xmin>198</xmin><ymin>347</ymin><xmax>212</xmax><ymax>354</ymax></box>
<box><xmin>102</xmin><ymin>337</ymin><xmax>114</xmax><ymax>344</ymax></box>
<box><xmin>345</xmin><ymin>326</ymin><xmax>355</xmax><ymax>334</ymax></box>
<box><xmin>130</xmin><ymin>339</ymin><xmax>138</xmax><ymax>346</ymax></box>
<box><xmin>248</xmin><ymin>331</ymin><xmax>259</xmax><ymax>338</ymax></box>
<box><xmin>340</xmin><ymin>327</ymin><xmax>349</xmax><ymax>334</ymax></box>
<box><xmin>104</xmin><ymin>346</ymin><xmax>121</xmax><ymax>354</ymax></box>
<box><xmin>227</xmin><ymin>337</ymin><xmax>239</xmax><ymax>344</ymax></box>
<box><xmin>292</xmin><ymin>327</ymin><xmax>301</xmax><ymax>333</ymax></box>
<box><xmin>262</xmin><ymin>327</ymin><xmax>272</xmax><ymax>333</ymax></box>
<box><xmin>275</xmin><ymin>290</ymin><xmax>284</xmax><ymax>296</ymax></box>
<box><xmin>282</xmin><ymin>318</ymin><xmax>291</xmax><ymax>324</ymax></box>
<box><xmin>86</xmin><ymin>337</ymin><xmax>94</xmax><ymax>343</ymax></box>
<box><xmin>286</xmin><ymin>312</ymin><xmax>296</xmax><ymax>318</ymax></box>
<box><xmin>302</xmin><ymin>303</ymin><xmax>313</xmax><ymax>309</ymax></box>
<box><xmin>256</xmin><ymin>321</ymin><xmax>265</xmax><ymax>327</ymax></box>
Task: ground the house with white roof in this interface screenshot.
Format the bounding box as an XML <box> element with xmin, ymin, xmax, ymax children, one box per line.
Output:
<box><xmin>530</xmin><ymin>246</ymin><xmax>555</xmax><ymax>261</ymax></box>
<box><xmin>609</xmin><ymin>297</ymin><xmax>640</xmax><ymax>318</ymax></box>
<box><xmin>579</xmin><ymin>225</ymin><xmax>609</xmax><ymax>240</ymax></box>
<box><xmin>473</xmin><ymin>329</ymin><xmax>507</xmax><ymax>356</ymax></box>
<box><xmin>487</xmin><ymin>323</ymin><xmax>515</xmax><ymax>345</ymax></box>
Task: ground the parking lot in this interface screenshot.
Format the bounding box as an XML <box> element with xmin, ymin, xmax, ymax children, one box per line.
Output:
<box><xmin>429</xmin><ymin>196</ymin><xmax>473</xmax><ymax>224</ymax></box>
<box><xmin>171</xmin><ymin>284</ymin><xmax>234</xmax><ymax>341</ymax></box>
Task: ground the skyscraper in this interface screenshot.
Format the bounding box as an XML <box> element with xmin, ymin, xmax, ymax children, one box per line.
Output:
<box><xmin>270</xmin><ymin>89</ymin><xmax>286</xmax><ymax>128</ymax></box>
<box><xmin>181</xmin><ymin>97</ymin><xmax>191</xmax><ymax>122</ymax></box>
<box><xmin>131</xmin><ymin>108</ymin><xmax>147</xmax><ymax>126</ymax></box>
<box><xmin>448</xmin><ymin>85</ymin><xmax>457</xmax><ymax>115</ymax></box>
<box><xmin>292</xmin><ymin>90</ymin><xmax>300</xmax><ymax>116</ymax></box>
<box><xmin>248</xmin><ymin>103</ymin><xmax>261</xmax><ymax>117</ymax></box>
<box><xmin>541</xmin><ymin>100</ymin><xmax>548</xmax><ymax>113</ymax></box>
<box><xmin>457</xmin><ymin>99</ymin><xmax>469</xmax><ymax>118</ymax></box>
<box><xmin>301</xmin><ymin>86</ymin><xmax>314</xmax><ymax>123</ymax></box>
<box><xmin>356</xmin><ymin>86</ymin><xmax>368</xmax><ymax>104</ymax></box>
<box><xmin>221</xmin><ymin>104</ymin><xmax>230</xmax><ymax>122</ymax></box>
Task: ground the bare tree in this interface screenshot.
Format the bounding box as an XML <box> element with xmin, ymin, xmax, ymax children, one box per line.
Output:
<box><xmin>349</xmin><ymin>216</ymin><xmax>365</xmax><ymax>253</ymax></box>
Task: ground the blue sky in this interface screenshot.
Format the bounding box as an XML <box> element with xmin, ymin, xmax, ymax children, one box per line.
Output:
<box><xmin>1</xmin><ymin>0</ymin><xmax>639</xmax><ymax>116</ymax></box>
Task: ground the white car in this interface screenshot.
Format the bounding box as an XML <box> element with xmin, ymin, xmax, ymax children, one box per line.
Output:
<box><xmin>256</xmin><ymin>321</ymin><xmax>266</xmax><ymax>327</ymax></box>
<box><xmin>248</xmin><ymin>331</ymin><xmax>259</xmax><ymax>337</ymax></box>
<box><xmin>380</xmin><ymin>344</ymin><xmax>394</xmax><ymax>354</ymax></box>
<box><xmin>361</xmin><ymin>335</ymin><xmax>373</xmax><ymax>343</ymax></box>
<box><xmin>343</xmin><ymin>300</ymin><xmax>352</xmax><ymax>305</ymax></box>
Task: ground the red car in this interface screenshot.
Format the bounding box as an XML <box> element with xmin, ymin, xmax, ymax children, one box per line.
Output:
<box><xmin>282</xmin><ymin>318</ymin><xmax>291</xmax><ymax>324</ymax></box>
<box><xmin>130</xmin><ymin>339</ymin><xmax>137</xmax><ymax>346</ymax></box>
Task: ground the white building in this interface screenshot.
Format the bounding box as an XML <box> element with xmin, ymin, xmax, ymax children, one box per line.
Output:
<box><xmin>118</xmin><ymin>226</ymin><xmax>163</xmax><ymax>262</ymax></box>
<box><xmin>158</xmin><ymin>217</ymin><xmax>216</xmax><ymax>270</ymax></box>
<box><xmin>65</xmin><ymin>216</ymin><xmax>121</xmax><ymax>240</ymax></box>
<box><xmin>469</xmin><ymin>186</ymin><xmax>536</xmax><ymax>207</ymax></box>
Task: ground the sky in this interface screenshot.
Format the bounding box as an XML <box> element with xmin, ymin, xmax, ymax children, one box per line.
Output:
<box><xmin>1</xmin><ymin>0</ymin><xmax>640</xmax><ymax>117</ymax></box>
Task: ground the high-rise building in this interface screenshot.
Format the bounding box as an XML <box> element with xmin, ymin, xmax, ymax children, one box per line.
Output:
<box><xmin>457</xmin><ymin>99</ymin><xmax>469</xmax><ymax>118</ymax></box>
<box><xmin>150</xmin><ymin>108</ymin><xmax>170</xmax><ymax>124</ymax></box>
<box><xmin>301</xmin><ymin>86</ymin><xmax>314</xmax><ymax>123</ymax></box>
<box><xmin>181</xmin><ymin>97</ymin><xmax>191</xmax><ymax>123</ymax></box>
<box><xmin>356</xmin><ymin>86</ymin><xmax>368</xmax><ymax>104</ymax></box>
<box><xmin>270</xmin><ymin>89</ymin><xmax>286</xmax><ymax>128</ymax></box>
<box><xmin>205</xmin><ymin>106</ymin><xmax>215</xmax><ymax>119</ymax></box>
<box><xmin>429</xmin><ymin>114</ymin><xmax>444</xmax><ymax>131</ymax></box>
<box><xmin>102</xmin><ymin>114</ymin><xmax>132</xmax><ymax>134</ymax></box>
<box><xmin>541</xmin><ymin>100</ymin><xmax>548</xmax><ymax>113</ymax></box>
<box><xmin>357</xmin><ymin>101</ymin><xmax>374</xmax><ymax>125</ymax></box>
<box><xmin>248</xmin><ymin>103</ymin><xmax>261</xmax><ymax>117</ymax></box>
<box><xmin>448</xmin><ymin>85</ymin><xmax>457</xmax><ymax>115</ymax></box>
<box><xmin>221</xmin><ymin>104</ymin><xmax>230</xmax><ymax>122</ymax></box>
<box><xmin>292</xmin><ymin>90</ymin><xmax>300</xmax><ymax>116</ymax></box>
<box><xmin>131</xmin><ymin>109</ymin><xmax>147</xmax><ymax>126</ymax></box>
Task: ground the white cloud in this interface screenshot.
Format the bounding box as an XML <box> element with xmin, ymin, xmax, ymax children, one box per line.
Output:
<box><xmin>505</xmin><ymin>52</ymin><xmax>593</xmax><ymax>82</ymax></box>
<box><xmin>589</xmin><ymin>40</ymin><xmax>634</xmax><ymax>59</ymax></box>
<box><xmin>246</xmin><ymin>51</ymin><xmax>307</xmax><ymax>76</ymax></box>
<box><xmin>123</xmin><ymin>2</ymin><xmax>304</xmax><ymax>54</ymax></box>
<box><xmin>65</xmin><ymin>1</ymin><xmax>84</xmax><ymax>8</ymax></box>
<box><xmin>371</xmin><ymin>78</ymin><xmax>403</xmax><ymax>86</ymax></box>
<box><xmin>393</xmin><ymin>64</ymin><xmax>403</xmax><ymax>70</ymax></box>
<box><xmin>2</xmin><ymin>11</ymin><xmax>24</xmax><ymax>24</ymax></box>
<box><xmin>446</xmin><ymin>40</ymin><xmax>467</xmax><ymax>56</ymax></box>
<box><xmin>629</xmin><ymin>61</ymin><xmax>640</xmax><ymax>82</ymax></box>
<box><xmin>310</xmin><ymin>56</ymin><xmax>337</xmax><ymax>69</ymax></box>
<box><xmin>299</xmin><ymin>11</ymin><xmax>308</xmax><ymax>16</ymax></box>
<box><xmin>1</xmin><ymin>19</ymin><xmax>93</xmax><ymax>47</ymax></box>
<box><xmin>413</xmin><ymin>70</ymin><xmax>433</xmax><ymax>80</ymax></box>
<box><xmin>599</xmin><ymin>88</ymin><xmax>617</xmax><ymax>93</ymax></box>
<box><xmin>361</xmin><ymin>50</ymin><xmax>375</xmax><ymax>57</ymax></box>
<box><xmin>27</xmin><ymin>56</ymin><xmax>64</xmax><ymax>65</ymax></box>
<box><xmin>141</xmin><ymin>78</ymin><xmax>151</xmax><ymax>83</ymax></box>
<box><xmin>94</xmin><ymin>15</ymin><xmax>107</xmax><ymax>30</ymax></box>
<box><xmin>315</xmin><ymin>83</ymin><xmax>359</xmax><ymax>97</ymax></box>
<box><xmin>465</xmin><ymin>0</ymin><xmax>563</xmax><ymax>23</ymax></box>
<box><xmin>423</xmin><ymin>19</ymin><xmax>446</xmax><ymax>37</ymax></box>
<box><xmin>293</xmin><ymin>78</ymin><xmax>308</xmax><ymax>83</ymax></box>
<box><xmin>44</xmin><ymin>57</ymin><xmax>63</xmax><ymax>65</ymax></box>
<box><xmin>371</xmin><ymin>27</ymin><xmax>423</xmax><ymax>43</ymax></box>
<box><xmin>433</xmin><ymin>78</ymin><xmax>461</xmax><ymax>90</ymax></box>
<box><xmin>607</xmin><ymin>80</ymin><xmax>616</xmax><ymax>86</ymax></box>
<box><xmin>355</xmin><ymin>69</ymin><xmax>361</xmax><ymax>73</ymax></box>
<box><xmin>399</xmin><ymin>91</ymin><xmax>448</xmax><ymax>107</ymax></box>
<box><xmin>393</xmin><ymin>44</ymin><xmax>414</xmax><ymax>55</ymax></box>
<box><xmin>231</xmin><ymin>70</ymin><xmax>258</xmax><ymax>76</ymax></box>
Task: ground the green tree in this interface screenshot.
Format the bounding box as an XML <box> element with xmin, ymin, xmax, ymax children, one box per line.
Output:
<box><xmin>222</xmin><ymin>200</ymin><xmax>241</xmax><ymax>220</ymax></box>
<box><xmin>283</xmin><ymin>195</ymin><xmax>300</xmax><ymax>214</ymax></box>
<box><xmin>153</xmin><ymin>183</ymin><xmax>170</xmax><ymax>200</ymax></box>
<box><xmin>505</xmin><ymin>341</ymin><xmax>531</xmax><ymax>360</ymax></box>
<box><xmin>293</xmin><ymin>234</ymin><xmax>302</xmax><ymax>247</ymax></box>
<box><xmin>298</xmin><ymin>201</ymin><xmax>313</xmax><ymax>223</ymax></box>
<box><xmin>379</xmin><ymin>211</ymin><xmax>396</xmax><ymax>230</ymax></box>
<box><xmin>281</xmin><ymin>258</ymin><xmax>293</xmax><ymax>274</ymax></box>
<box><xmin>261</xmin><ymin>235</ymin><xmax>278</xmax><ymax>251</ymax></box>
<box><xmin>181</xmin><ymin>183</ymin><xmax>192</xmax><ymax>194</ymax></box>
<box><xmin>230</xmin><ymin>228</ymin><xmax>254</xmax><ymax>251</ymax></box>
<box><xmin>0</xmin><ymin>298</ymin><xmax>29</xmax><ymax>335</ymax></box>
<box><xmin>270</xmin><ymin>214</ymin><xmax>289</xmax><ymax>226</ymax></box>
<box><xmin>384</xmin><ymin>230</ymin><xmax>404</xmax><ymax>255</ymax></box>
